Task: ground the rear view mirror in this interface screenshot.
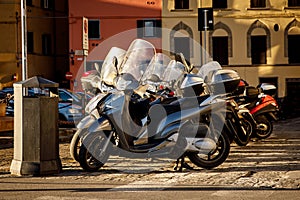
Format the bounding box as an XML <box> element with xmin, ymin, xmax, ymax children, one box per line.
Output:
<box><xmin>94</xmin><ymin>63</ymin><xmax>101</xmax><ymax>74</ymax></box>
<box><xmin>113</xmin><ymin>56</ymin><xmax>119</xmax><ymax>76</ymax></box>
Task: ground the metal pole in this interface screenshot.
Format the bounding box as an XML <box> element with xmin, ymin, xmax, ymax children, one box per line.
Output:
<box><xmin>203</xmin><ymin>9</ymin><xmax>208</xmax><ymax>64</ymax></box>
<box><xmin>21</xmin><ymin>0</ymin><xmax>27</xmax><ymax>81</ymax></box>
<box><xmin>83</xmin><ymin>53</ymin><xmax>87</xmax><ymax>110</ymax></box>
<box><xmin>83</xmin><ymin>54</ymin><xmax>87</xmax><ymax>73</ymax></box>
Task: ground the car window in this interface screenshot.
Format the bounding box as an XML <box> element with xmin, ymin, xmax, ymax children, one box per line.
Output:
<box><xmin>67</xmin><ymin>89</ymin><xmax>81</xmax><ymax>100</ymax></box>
<box><xmin>59</xmin><ymin>91</ymin><xmax>72</xmax><ymax>102</ymax></box>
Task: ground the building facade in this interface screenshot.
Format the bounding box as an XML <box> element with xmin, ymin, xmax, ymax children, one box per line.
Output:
<box><xmin>1</xmin><ymin>0</ymin><xmax>299</xmax><ymax>115</ymax></box>
<box><xmin>162</xmin><ymin>0</ymin><xmax>300</xmax><ymax>115</ymax></box>
<box><xmin>0</xmin><ymin>0</ymin><xmax>69</xmax><ymax>88</ymax></box>
<box><xmin>68</xmin><ymin>0</ymin><xmax>162</xmax><ymax>90</ymax></box>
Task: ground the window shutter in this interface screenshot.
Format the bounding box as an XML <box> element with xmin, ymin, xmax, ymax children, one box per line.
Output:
<box><xmin>155</xmin><ymin>20</ymin><xmax>162</xmax><ymax>38</ymax></box>
<box><xmin>137</xmin><ymin>20</ymin><xmax>144</xmax><ymax>38</ymax></box>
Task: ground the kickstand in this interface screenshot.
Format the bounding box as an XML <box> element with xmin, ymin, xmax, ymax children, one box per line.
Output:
<box><xmin>174</xmin><ymin>156</ymin><xmax>193</xmax><ymax>172</ymax></box>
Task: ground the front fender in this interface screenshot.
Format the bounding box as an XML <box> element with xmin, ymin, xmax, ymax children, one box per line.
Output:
<box><xmin>88</xmin><ymin>117</ymin><xmax>111</xmax><ymax>133</ymax></box>
<box><xmin>76</xmin><ymin>115</ymin><xmax>97</xmax><ymax>129</ymax></box>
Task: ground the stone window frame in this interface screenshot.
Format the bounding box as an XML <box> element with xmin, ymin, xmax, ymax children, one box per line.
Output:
<box><xmin>170</xmin><ymin>21</ymin><xmax>194</xmax><ymax>57</ymax></box>
<box><xmin>284</xmin><ymin>19</ymin><xmax>300</xmax><ymax>57</ymax></box>
<box><xmin>209</xmin><ymin>22</ymin><xmax>233</xmax><ymax>58</ymax></box>
<box><xmin>247</xmin><ymin>20</ymin><xmax>271</xmax><ymax>58</ymax></box>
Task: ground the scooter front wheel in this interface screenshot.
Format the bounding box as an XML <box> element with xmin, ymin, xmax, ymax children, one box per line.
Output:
<box><xmin>187</xmin><ymin>130</ymin><xmax>230</xmax><ymax>169</ymax></box>
<box><xmin>70</xmin><ymin>128</ymin><xmax>88</xmax><ymax>162</ymax></box>
<box><xmin>78</xmin><ymin>131</ymin><xmax>111</xmax><ymax>172</ymax></box>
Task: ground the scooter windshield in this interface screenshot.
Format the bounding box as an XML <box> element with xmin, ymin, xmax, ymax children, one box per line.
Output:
<box><xmin>197</xmin><ymin>61</ymin><xmax>222</xmax><ymax>83</ymax></box>
<box><xmin>116</xmin><ymin>39</ymin><xmax>156</xmax><ymax>91</ymax></box>
<box><xmin>141</xmin><ymin>53</ymin><xmax>171</xmax><ymax>85</ymax></box>
<box><xmin>161</xmin><ymin>60</ymin><xmax>185</xmax><ymax>89</ymax></box>
<box><xmin>100</xmin><ymin>47</ymin><xmax>126</xmax><ymax>86</ymax></box>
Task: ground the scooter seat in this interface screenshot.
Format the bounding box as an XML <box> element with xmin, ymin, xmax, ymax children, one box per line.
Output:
<box><xmin>166</xmin><ymin>95</ymin><xmax>210</xmax><ymax>113</ymax></box>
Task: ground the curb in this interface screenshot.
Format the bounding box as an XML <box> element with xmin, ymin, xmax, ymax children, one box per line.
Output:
<box><xmin>0</xmin><ymin>128</ymin><xmax>77</xmax><ymax>149</ymax></box>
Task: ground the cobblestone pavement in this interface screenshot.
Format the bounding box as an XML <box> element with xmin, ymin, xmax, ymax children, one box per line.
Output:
<box><xmin>0</xmin><ymin>118</ymin><xmax>299</xmax><ymax>190</ymax></box>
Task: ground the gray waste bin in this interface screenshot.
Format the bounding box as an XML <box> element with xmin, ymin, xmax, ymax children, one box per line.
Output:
<box><xmin>10</xmin><ymin>76</ymin><xmax>62</xmax><ymax>176</ymax></box>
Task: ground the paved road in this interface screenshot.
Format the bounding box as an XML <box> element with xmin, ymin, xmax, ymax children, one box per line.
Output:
<box><xmin>0</xmin><ymin>118</ymin><xmax>299</xmax><ymax>199</ymax></box>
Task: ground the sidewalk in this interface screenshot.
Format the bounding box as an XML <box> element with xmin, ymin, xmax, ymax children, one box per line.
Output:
<box><xmin>0</xmin><ymin>116</ymin><xmax>299</xmax><ymax>200</ymax></box>
<box><xmin>0</xmin><ymin>118</ymin><xmax>299</xmax><ymax>200</ymax></box>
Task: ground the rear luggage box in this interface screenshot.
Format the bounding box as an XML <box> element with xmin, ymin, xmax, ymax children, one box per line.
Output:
<box><xmin>209</xmin><ymin>69</ymin><xmax>241</xmax><ymax>94</ymax></box>
<box><xmin>245</xmin><ymin>86</ymin><xmax>260</xmax><ymax>100</ymax></box>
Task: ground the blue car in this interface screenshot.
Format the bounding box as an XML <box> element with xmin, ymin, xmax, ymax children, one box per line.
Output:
<box><xmin>1</xmin><ymin>88</ymin><xmax>85</xmax><ymax>127</ymax></box>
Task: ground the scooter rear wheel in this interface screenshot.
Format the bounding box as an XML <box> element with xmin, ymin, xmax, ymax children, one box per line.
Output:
<box><xmin>254</xmin><ymin>115</ymin><xmax>273</xmax><ymax>139</ymax></box>
<box><xmin>187</xmin><ymin>129</ymin><xmax>230</xmax><ymax>169</ymax></box>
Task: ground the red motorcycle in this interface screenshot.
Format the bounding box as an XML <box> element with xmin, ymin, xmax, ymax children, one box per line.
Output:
<box><xmin>240</xmin><ymin>83</ymin><xmax>279</xmax><ymax>139</ymax></box>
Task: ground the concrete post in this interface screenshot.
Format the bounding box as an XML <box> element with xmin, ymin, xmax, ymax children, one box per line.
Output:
<box><xmin>10</xmin><ymin>76</ymin><xmax>62</xmax><ymax>176</ymax></box>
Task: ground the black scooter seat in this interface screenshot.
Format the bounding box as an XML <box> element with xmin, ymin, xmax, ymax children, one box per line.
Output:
<box><xmin>161</xmin><ymin>95</ymin><xmax>210</xmax><ymax>115</ymax></box>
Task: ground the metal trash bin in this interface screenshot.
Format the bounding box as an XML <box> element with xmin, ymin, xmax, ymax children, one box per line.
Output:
<box><xmin>10</xmin><ymin>76</ymin><xmax>62</xmax><ymax>176</ymax></box>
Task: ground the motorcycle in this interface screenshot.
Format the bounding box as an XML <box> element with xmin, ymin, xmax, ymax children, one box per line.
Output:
<box><xmin>78</xmin><ymin>39</ymin><xmax>231</xmax><ymax>172</ymax></box>
<box><xmin>238</xmin><ymin>83</ymin><xmax>279</xmax><ymax>139</ymax></box>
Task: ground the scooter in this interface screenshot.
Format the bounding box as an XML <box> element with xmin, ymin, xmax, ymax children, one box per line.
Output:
<box><xmin>69</xmin><ymin>47</ymin><xmax>126</xmax><ymax>161</ymax></box>
<box><xmin>71</xmin><ymin>45</ymin><xmax>176</xmax><ymax>162</ymax></box>
<box><xmin>243</xmin><ymin>84</ymin><xmax>279</xmax><ymax>139</ymax></box>
<box><xmin>194</xmin><ymin>62</ymin><xmax>256</xmax><ymax>146</ymax></box>
<box><xmin>78</xmin><ymin>39</ymin><xmax>231</xmax><ymax>172</ymax></box>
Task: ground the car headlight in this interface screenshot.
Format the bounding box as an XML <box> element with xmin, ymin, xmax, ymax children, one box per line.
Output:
<box><xmin>68</xmin><ymin>108</ymin><xmax>80</xmax><ymax>114</ymax></box>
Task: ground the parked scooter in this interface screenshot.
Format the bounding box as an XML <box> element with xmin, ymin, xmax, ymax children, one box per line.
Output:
<box><xmin>69</xmin><ymin>47</ymin><xmax>126</xmax><ymax>161</ymax></box>
<box><xmin>196</xmin><ymin>62</ymin><xmax>256</xmax><ymax>146</ymax></box>
<box><xmin>78</xmin><ymin>39</ymin><xmax>232</xmax><ymax>172</ymax></box>
<box><xmin>238</xmin><ymin>83</ymin><xmax>279</xmax><ymax>139</ymax></box>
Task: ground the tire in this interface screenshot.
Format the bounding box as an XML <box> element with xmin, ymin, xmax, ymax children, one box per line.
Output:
<box><xmin>70</xmin><ymin>129</ymin><xmax>87</xmax><ymax>161</ymax></box>
<box><xmin>254</xmin><ymin>115</ymin><xmax>273</xmax><ymax>139</ymax></box>
<box><xmin>234</xmin><ymin>118</ymin><xmax>252</xmax><ymax>146</ymax></box>
<box><xmin>187</xmin><ymin>129</ymin><xmax>230</xmax><ymax>169</ymax></box>
<box><xmin>78</xmin><ymin>131</ymin><xmax>111</xmax><ymax>172</ymax></box>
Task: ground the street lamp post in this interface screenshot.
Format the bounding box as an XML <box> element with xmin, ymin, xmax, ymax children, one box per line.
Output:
<box><xmin>198</xmin><ymin>8</ymin><xmax>214</xmax><ymax>66</ymax></box>
<box><xmin>21</xmin><ymin>0</ymin><xmax>27</xmax><ymax>81</ymax></box>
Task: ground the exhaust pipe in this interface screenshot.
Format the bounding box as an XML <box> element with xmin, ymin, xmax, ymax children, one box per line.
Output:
<box><xmin>185</xmin><ymin>138</ymin><xmax>216</xmax><ymax>153</ymax></box>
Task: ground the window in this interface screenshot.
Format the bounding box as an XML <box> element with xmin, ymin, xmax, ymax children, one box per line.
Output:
<box><xmin>137</xmin><ymin>20</ymin><xmax>162</xmax><ymax>38</ymax></box>
<box><xmin>144</xmin><ymin>21</ymin><xmax>155</xmax><ymax>37</ymax></box>
<box><xmin>259</xmin><ymin>77</ymin><xmax>278</xmax><ymax>87</ymax></box>
<box><xmin>26</xmin><ymin>0</ymin><xmax>33</xmax><ymax>6</ymax></box>
<box><xmin>213</xmin><ymin>0</ymin><xmax>227</xmax><ymax>9</ymax></box>
<box><xmin>288</xmin><ymin>0</ymin><xmax>300</xmax><ymax>7</ymax></box>
<box><xmin>41</xmin><ymin>0</ymin><xmax>54</xmax><ymax>9</ymax></box>
<box><xmin>175</xmin><ymin>0</ymin><xmax>189</xmax><ymax>9</ymax></box>
<box><xmin>174</xmin><ymin>37</ymin><xmax>190</xmax><ymax>63</ymax></box>
<box><xmin>42</xmin><ymin>34</ymin><xmax>51</xmax><ymax>55</ymax></box>
<box><xmin>88</xmin><ymin>20</ymin><xmax>100</xmax><ymax>39</ymax></box>
<box><xmin>27</xmin><ymin>32</ymin><xmax>34</xmax><ymax>53</ymax></box>
<box><xmin>86</xmin><ymin>61</ymin><xmax>103</xmax><ymax>72</ymax></box>
<box><xmin>251</xmin><ymin>36</ymin><xmax>267</xmax><ymax>64</ymax></box>
<box><xmin>288</xmin><ymin>35</ymin><xmax>300</xmax><ymax>63</ymax></box>
<box><xmin>213</xmin><ymin>36</ymin><xmax>228</xmax><ymax>65</ymax></box>
<box><xmin>251</xmin><ymin>0</ymin><xmax>266</xmax><ymax>8</ymax></box>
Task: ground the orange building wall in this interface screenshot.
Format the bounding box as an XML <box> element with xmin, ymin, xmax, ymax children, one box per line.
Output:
<box><xmin>68</xmin><ymin>0</ymin><xmax>162</xmax><ymax>89</ymax></box>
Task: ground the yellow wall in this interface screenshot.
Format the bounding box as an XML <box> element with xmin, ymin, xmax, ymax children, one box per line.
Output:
<box><xmin>162</xmin><ymin>0</ymin><xmax>300</xmax><ymax>98</ymax></box>
<box><xmin>0</xmin><ymin>0</ymin><xmax>68</xmax><ymax>86</ymax></box>
<box><xmin>0</xmin><ymin>2</ymin><xmax>19</xmax><ymax>82</ymax></box>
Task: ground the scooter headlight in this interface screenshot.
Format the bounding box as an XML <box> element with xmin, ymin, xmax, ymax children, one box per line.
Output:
<box><xmin>271</xmin><ymin>102</ymin><xmax>278</xmax><ymax>107</ymax></box>
<box><xmin>85</xmin><ymin>93</ymin><xmax>106</xmax><ymax>114</ymax></box>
